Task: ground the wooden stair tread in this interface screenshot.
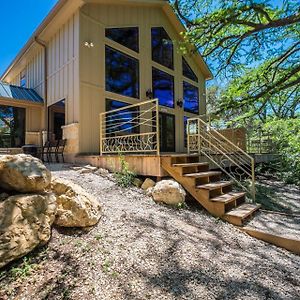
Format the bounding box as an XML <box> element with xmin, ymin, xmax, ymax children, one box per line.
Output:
<box><xmin>184</xmin><ymin>171</ymin><xmax>222</xmax><ymax>178</ymax></box>
<box><xmin>210</xmin><ymin>192</ymin><xmax>245</xmax><ymax>203</ymax></box>
<box><xmin>173</xmin><ymin>162</ymin><xmax>209</xmax><ymax>167</ymax></box>
<box><xmin>197</xmin><ymin>181</ymin><xmax>233</xmax><ymax>190</ymax></box>
<box><xmin>225</xmin><ymin>203</ymin><xmax>261</xmax><ymax>219</ymax></box>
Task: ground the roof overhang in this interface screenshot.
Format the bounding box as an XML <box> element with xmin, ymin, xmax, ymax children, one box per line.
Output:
<box><xmin>0</xmin><ymin>97</ymin><xmax>44</xmax><ymax>108</ymax></box>
<box><xmin>1</xmin><ymin>0</ymin><xmax>213</xmax><ymax>81</ymax></box>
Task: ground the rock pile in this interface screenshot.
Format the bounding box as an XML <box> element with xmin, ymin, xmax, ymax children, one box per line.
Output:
<box><xmin>0</xmin><ymin>154</ymin><xmax>101</xmax><ymax>269</ymax></box>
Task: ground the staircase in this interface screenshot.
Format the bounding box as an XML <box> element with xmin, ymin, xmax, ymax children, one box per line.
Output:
<box><xmin>161</xmin><ymin>154</ymin><xmax>261</xmax><ymax>226</ymax></box>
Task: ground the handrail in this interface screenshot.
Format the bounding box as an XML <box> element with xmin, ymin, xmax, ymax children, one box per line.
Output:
<box><xmin>187</xmin><ymin>117</ymin><xmax>256</xmax><ymax>201</ymax></box>
<box><xmin>100</xmin><ymin>99</ymin><xmax>160</xmax><ymax>155</ymax></box>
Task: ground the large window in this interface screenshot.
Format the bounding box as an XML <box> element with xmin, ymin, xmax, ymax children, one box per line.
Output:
<box><xmin>183</xmin><ymin>81</ymin><xmax>199</xmax><ymax>114</ymax></box>
<box><xmin>20</xmin><ymin>70</ymin><xmax>26</xmax><ymax>88</ymax></box>
<box><xmin>105</xmin><ymin>27</ymin><xmax>139</xmax><ymax>52</ymax></box>
<box><xmin>0</xmin><ymin>105</ymin><xmax>25</xmax><ymax>148</ymax></box>
<box><xmin>151</xmin><ymin>27</ymin><xmax>174</xmax><ymax>70</ymax></box>
<box><xmin>105</xmin><ymin>46</ymin><xmax>140</xmax><ymax>99</ymax></box>
<box><xmin>105</xmin><ymin>99</ymin><xmax>139</xmax><ymax>135</ymax></box>
<box><xmin>152</xmin><ymin>68</ymin><xmax>174</xmax><ymax>108</ymax></box>
<box><xmin>182</xmin><ymin>58</ymin><xmax>198</xmax><ymax>82</ymax></box>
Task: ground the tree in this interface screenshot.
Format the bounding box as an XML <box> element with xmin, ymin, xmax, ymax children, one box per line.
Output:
<box><xmin>173</xmin><ymin>0</ymin><xmax>300</xmax><ymax>116</ymax></box>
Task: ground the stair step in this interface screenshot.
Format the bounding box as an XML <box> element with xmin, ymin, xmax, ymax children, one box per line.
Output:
<box><xmin>184</xmin><ymin>171</ymin><xmax>222</xmax><ymax>178</ymax></box>
<box><xmin>210</xmin><ymin>192</ymin><xmax>245</xmax><ymax>204</ymax></box>
<box><xmin>225</xmin><ymin>203</ymin><xmax>261</xmax><ymax>220</ymax></box>
<box><xmin>173</xmin><ymin>162</ymin><xmax>209</xmax><ymax>167</ymax></box>
<box><xmin>197</xmin><ymin>181</ymin><xmax>233</xmax><ymax>190</ymax></box>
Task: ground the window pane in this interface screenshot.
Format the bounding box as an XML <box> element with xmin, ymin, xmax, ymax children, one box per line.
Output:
<box><xmin>105</xmin><ymin>46</ymin><xmax>139</xmax><ymax>98</ymax></box>
<box><xmin>105</xmin><ymin>99</ymin><xmax>139</xmax><ymax>135</ymax></box>
<box><xmin>0</xmin><ymin>105</ymin><xmax>25</xmax><ymax>148</ymax></box>
<box><xmin>183</xmin><ymin>81</ymin><xmax>199</xmax><ymax>114</ymax></box>
<box><xmin>184</xmin><ymin>116</ymin><xmax>189</xmax><ymax>147</ymax></box>
<box><xmin>20</xmin><ymin>70</ymin><xmax>26</xmax><ymax>88</ymax></box>
<box><xmin>182</xmin><ymin>58</ymin><xmax>198</xmax><ymax>82</ymax></box>
<box><xmin>151</xmin><ymin>27</ymin><xmax>174</xmax><ymax>69</ymax></box>
<box><xmin>105</xmin><ymin>27</ymin><xmax>139</xmax><ymax>52</ymax></box>
<box><xmin>152</xmin><ymin>68</ymin><xmax>174</xmax><ymax>108</ymax></box>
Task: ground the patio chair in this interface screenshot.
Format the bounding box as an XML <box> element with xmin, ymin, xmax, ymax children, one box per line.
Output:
<box><xmin>39</xmin><ymin>141</ymin><xmax>51</xmax><ymax>162</ymax></box>
<box><xmin>55</xmin><ymin>139</ymin><xmax>67</xmax><ymax>163</ymax></box>
<box><xmin>47</xmin><ymin>140</ymin><xmax>59</xmax><ymax>163</ymax></box>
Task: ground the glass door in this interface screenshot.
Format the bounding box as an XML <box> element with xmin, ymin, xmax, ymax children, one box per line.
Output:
<box><xmin>159</xmin><ymin>112</ymin><xmax>175</xmax><ymax>152</ymax></box>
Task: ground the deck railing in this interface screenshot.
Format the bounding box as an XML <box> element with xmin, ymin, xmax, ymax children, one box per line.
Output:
<box><xmin>100</xmin><ymin>99</ymin><xmax>160</xmax><ymax>155</ymax></box>
<box><xmin>187</xmin><ymin>117</ymin><xmax>256</xmax><ymax>201</ymax></box>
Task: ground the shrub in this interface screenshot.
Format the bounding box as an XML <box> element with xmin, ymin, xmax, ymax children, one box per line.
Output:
<box><xmin>115</xmin><ymin>154</ymin><xmax>136</xmax><ymax>187</ymax></box>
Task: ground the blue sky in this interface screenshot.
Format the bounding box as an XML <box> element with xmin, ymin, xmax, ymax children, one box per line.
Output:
<box><xmin>0</xmin><ymin>0</ymin><xmax>58</xmax><ymax>76</ymax></box>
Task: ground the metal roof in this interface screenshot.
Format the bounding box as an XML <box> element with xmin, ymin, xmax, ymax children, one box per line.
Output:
<box><xmin>0</xmin><ymin>81</ymin><xmax>43</xmax><ymax>103</ymax></box>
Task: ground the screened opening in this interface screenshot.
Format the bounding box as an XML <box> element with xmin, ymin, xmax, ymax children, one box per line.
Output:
<box><xmin>105</xmin><ymin>27</ymin><xmax>139</xmax><ymax>52</ymax></box>
<box><xmin>105</xmin><ymin>46</ymin><xmax>140</xmax><ymax>99</ymax></box>
<box><xmin>0</xmin><ymin>105</ymin><xmax>25</xmax><ymax>148</ymax></box>
<box><xmin>159</xmin><ymin>113</ymin><xmax>175</xmax><ymax>152</ymax></box>
<box><xmin>105</xmin><ymin>99</ymin><xmax>139</xmax><ymax>136</ymax></box>
<box><xmin>152</xmin><ymin>67</ymin><xmax>174</xmax><ymax>108</ymax></box>
<box><xmin>182</xmin><ymin>58</ymin><xmax>198</xmax><ymax>82</ymax></box>
<box><xmin>183</xmin><ymin>81</ymin><xmax>199</xmax><ymax>114</ymax></box>
<box><xmin>151</xmin><ymin>27</ymin><xmax>174</xmax><ymax>70</ymax></box>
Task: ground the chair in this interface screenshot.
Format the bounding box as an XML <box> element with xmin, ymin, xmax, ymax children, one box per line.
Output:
<box><xmin>39</xmin><ymin>141</ymin><xmax>51</xmax><ymax>162</ymax></box>
<box><xmin>47</xmin><ymin>140</ymin><xmax>59</xmax><ymax>163</ymax></box>
<box><xmin>55</xmin><ymin>139</ymin><xmax>67</xmax><ymax>163</ymax></box>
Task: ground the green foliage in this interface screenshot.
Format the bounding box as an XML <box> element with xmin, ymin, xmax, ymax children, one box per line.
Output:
<box><xmin>115</xmin><ymin>153</ymin><xmax>136</xmax><ymax>188</ymax></box>
<box><xmin>11</xmin><ymin>257</ymin><xmax>36</xmax><ymax>279</ymax></box>
<box><xmin>262</xmin><ymin>118</ymin><xmax>300</xmax><ymax>184</ymax></box>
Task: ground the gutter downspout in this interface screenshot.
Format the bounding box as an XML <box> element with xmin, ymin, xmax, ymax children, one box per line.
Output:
<box><xmin>34</xmin><ymin>37</ymin><xmax>49</xmax><ymax>141</ymax></box>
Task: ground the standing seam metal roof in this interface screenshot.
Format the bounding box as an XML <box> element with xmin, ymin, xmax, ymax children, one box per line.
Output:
<box><xmin>0</xmin><ymin>81</ymin><xmax>43</xmax><ymax>103</ymax></box>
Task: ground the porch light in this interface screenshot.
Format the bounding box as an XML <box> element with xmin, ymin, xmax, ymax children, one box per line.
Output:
<box><xmin>84</xmin><ymin>41</ymin><xmax>94</xmax><ymax>48</ymax></box>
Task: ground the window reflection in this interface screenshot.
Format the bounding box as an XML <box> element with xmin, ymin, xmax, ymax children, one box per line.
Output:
<box><xmin>0</xmin><ymin>105</ymin><xmax>25</xmax><ymax>148</ymax></box>
<box><xmin>105</xmin><ymin>99</ymin><xmax>139</xmax><ymax>136</ymax></box>
<box><xmin>183</xmin><ymin>81</ymin><xmax>199</xmax><ymax>114</ymax></box>
<box><xmin>152</xmin><ymin>68</ymin><xmax>174</xmax><ymax>108</ymax></box>
<box><xmin>182</xmin><ymin>58</ymin><xmax>198</xmax><ymax>82</ymax></box>
<box><xmin>105</xmin><ymin>27</ymin><xmax>139</xmax><ymax>52</ymax></box>
<box><xmin>151</xmin><ymin>27</ymin><xmax>174</xmax><ymax>69</ymax></box>
<box><xmin>105</xmin><ymin>46</ymin><xmax>139</xmax><ymax>99</ymax></box>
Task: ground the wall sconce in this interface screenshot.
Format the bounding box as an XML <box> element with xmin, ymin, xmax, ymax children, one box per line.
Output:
<box><xmin>177</xmin><ymin>99</ymin><xmax>183</xmax><ymax>108</ymax></box>
<box><xmin>146</xmin><ymin>89</ymin><xmax>153</xmax><ymax>99</ymax></box>
<box><xmin>84</xmin><ymin>41</ymin><xmax>94</xmax><ymax>48</ymax></box>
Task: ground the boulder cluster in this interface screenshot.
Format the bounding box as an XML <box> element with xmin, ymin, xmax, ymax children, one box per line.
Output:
<box><xmin>0</xmin><ymin>154</ymin><xmax>101</xmax><ymax>269</ymax></box>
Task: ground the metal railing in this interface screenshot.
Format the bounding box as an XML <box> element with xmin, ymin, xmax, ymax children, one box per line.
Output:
<box><xmin>100</xmin><ymin>99</ymin><xmax>160</xmax><ymax>155</ymax></box>
<box><xmin>187</xmin><ymin>117</ymin><xmax>256</xmax><ymax>201</ymax></box>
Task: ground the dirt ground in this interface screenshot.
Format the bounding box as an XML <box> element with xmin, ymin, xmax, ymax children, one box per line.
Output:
<box><xmin>0</xmin><ymin>165</ymin><xmax>299</xmax><ymax>300</ymax></box>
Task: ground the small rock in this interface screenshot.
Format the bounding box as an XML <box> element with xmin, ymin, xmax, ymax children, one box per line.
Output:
<box><xmin>152</xmin><ymin>180</ymin><xmax>186</xmax><ymax>206</ymax></box>
<box><xmin>141</xmin><ymin>178</ymin><xmax>156</xmax><ymax>190</ymax></box>
<box><xmin>95</xmin><ymin>168</ymin><xmax>109</xmax><ymax>176</ymax></box>
<box><xmin>133</xmin><ymin>178</ymin><xmax>143</xmax><ymax>188</ymax></box>
<box><xmin>0</xmin><ymin>193</ymin><xmax>9</xmax><ymax>201</ymax></box>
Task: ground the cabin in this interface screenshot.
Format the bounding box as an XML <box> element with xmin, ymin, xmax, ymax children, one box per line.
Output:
<box><xmin>0</xmin><ymin>0</ymin><xmax>263</xmax><ymax>226</ymax></box>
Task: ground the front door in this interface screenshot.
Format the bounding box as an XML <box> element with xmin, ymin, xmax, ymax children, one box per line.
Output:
<box><xmin>159</xmin><ymin>112</ymin><xmax>175</xmax><ymax>152</ymax></box>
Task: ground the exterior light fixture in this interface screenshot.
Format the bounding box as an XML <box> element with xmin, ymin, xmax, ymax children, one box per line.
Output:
<box><xmin>84</xmin><ymin>41</ymin><xmax>94</xmax><ymax>48</ymax></box>
<box><xmin>177</xmin><ymin>99</ymin><xmax>183</xmax><ymax>108</ymax></box>
<box><xmin>146</xmin><ymin>89</ymin><xmax>153</xmax><ymax>99</ymax></box>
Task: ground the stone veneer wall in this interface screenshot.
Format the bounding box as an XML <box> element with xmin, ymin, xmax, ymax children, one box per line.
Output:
<box><xmin>62</xmin><ymin>123</ymin><xmax>79</xmax><ymax>163</ymax></box>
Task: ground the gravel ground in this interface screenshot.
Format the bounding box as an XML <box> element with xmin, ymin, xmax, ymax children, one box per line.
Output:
<box><xmin>247</xmin><ymin>211</ymin><xmax>300</xmax><ymax>240</ymax></box>
<box><xmin>0</xmin><ymin>164</ymin><xmax>300</xmax><ymax>300</ymax></box>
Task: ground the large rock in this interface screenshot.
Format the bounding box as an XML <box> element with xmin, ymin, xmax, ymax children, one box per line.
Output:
<box><xmin>51</xmin><ymin>178</ymin><xmax>101</xmax><ymax>227</ymax></box>
<box><xmin>0</xmin><ymin>193</ymin><xmax>57</xmax><ymax>269</ymax></box>
<box><xmin>0</xmin><ymin>154</ymin><xmax>51</xmax><ymax>193</ymax></box>
<box><xmin>152</xmin><ymin>180</ymin><xmax>186</xmax><ymax>206</ymax></box>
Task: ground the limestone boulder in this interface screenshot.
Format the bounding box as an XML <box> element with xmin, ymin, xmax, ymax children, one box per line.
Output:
<box><xmin>141</xmin><ymin>178</ymin><xmax>156</xmax><ymax>190</ymax></box>
<box><xmin>51</xmin><ymin>178</ymin><xmax>101</xmax><ymax>227</ymax></box>
<box><xmin>0</xmin><ymin>154</ymin><xmax>51</xmax><ymax>193</ymax></box>
<box><xmin>0</xmin><ymin>193</ymin><xmax>57</xmax><ymax>269</ymax></box>
<box><xmin>152</xmin><ymin>180</ymin><xmax>186</xmax><ymax>206</ymax></box>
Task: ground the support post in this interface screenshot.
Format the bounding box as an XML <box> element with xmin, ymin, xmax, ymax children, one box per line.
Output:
<box><xmin>156</xmin><ymin>100</ymin><xmax>160</xmax><ymax>156</ymax></box>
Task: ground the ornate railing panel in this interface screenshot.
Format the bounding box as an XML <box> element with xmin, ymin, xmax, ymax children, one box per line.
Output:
<box><xmin>187</xmin><ymin>118</ymin><xmax>256</xmax><ymax>201</ymax></box>
<box><xmin>100</xmin><ymin>99</ymin><xmax>159</xmax><ymax>155</ymax></box>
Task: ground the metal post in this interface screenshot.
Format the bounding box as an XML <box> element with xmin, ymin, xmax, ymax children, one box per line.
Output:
<box><xmin>251</xmin><ymin>157</ymin><xmax>256</xmax><ymax>202</ymax></box>
<box><xmin>198</xmin><ymin>119</ymin><xmax>201</xmax><ymax>155</ymax></box>
<box><xmin>100</xmin><ymin>113</ymin><xmax>103</xmax><ymax>156</ymax></box>
<box><xmin>187</xmin><ymin>119</ymin><xmax>190</xmax><ymax>155</ymax></box>
<box><xmin>156</xmin><ymin>100</ymin><xmax>160</xmax><ymax>156</ymax></box>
